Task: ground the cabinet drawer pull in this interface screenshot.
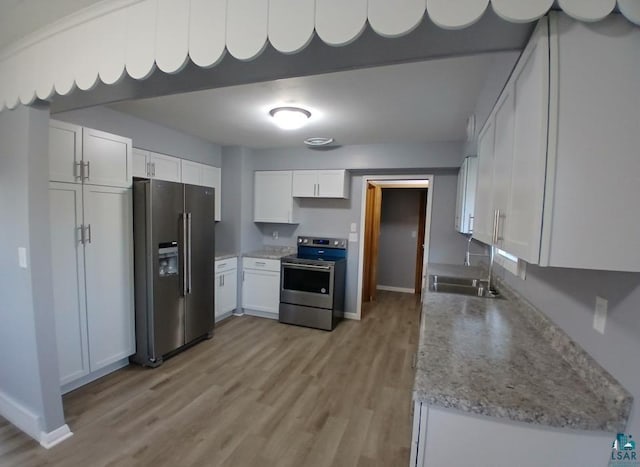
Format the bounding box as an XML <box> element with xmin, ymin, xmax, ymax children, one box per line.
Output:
<box><xmin>255</xmin><ymin>261</ymin><xmax>266</xmax><ymax>266</ymax></box>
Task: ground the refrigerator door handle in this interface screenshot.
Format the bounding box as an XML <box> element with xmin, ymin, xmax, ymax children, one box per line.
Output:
<box><xmin>187</xmin><ymin>212</ymin><xmax>192</xmax><ymax>294</ymax></box>
<box><xmin>182</xmin><ymin>212</ymin><xmax>188</xmax><ymax>296</ymax></box>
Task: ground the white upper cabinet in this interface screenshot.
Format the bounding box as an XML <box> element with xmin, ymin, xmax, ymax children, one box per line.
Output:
<box><xmin>132</xmin><ymin>148</ymin><xmax>150</xmax><ymax>178</ymax></box>
<box><xmin>180</xmin><ymin>159</ymin><xmax>201</xmax><ymax>185</ymax></box>
<box><xmin>292</xmin><ymin>169</ymin><xmax>350</xmax><ymax>198</ymax></box>
<box><xmin>49</xmin><ymin>120</ymin><xmax>83</xmax><ymax>183</ymax></box>
<box><xmin>180</xmin><ymin>159</ymin><xmax>221</xmax><ymax>221</ymax></box>
<box><xmin>455</xmin><ymin>156</ymin><xmax>478</xmax><ymax>234</ymax></box>
<box><xmin>473</xmin><ymin>13</ymin><xmax>640</xmax><ymax>272</ymax></box>
<box><xmin>82</xmin><ymin>127</ymin><xmax>132</xmax><ymax>188</ymax></box>
<box><xmin>132</xmin><ymin>148</ymin><xmax>181</xmax><ymax>182</ymax></box>
<box><xmin>473</xmin><ymin>120</ymin><xmax>496</xmax><ymax>246</ymax></box>
<box><xmin>50</xmin><ymin>120</ymin><xmax>132</xmax><ymax>188</ymax></box>
<box><xmin>254</xmin><ymin>171</ymin><xmax>297</xmax><ymax>223</ymax></box>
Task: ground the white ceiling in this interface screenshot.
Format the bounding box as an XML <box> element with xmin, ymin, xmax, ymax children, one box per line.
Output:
<box><xmin>109</xmin><ymin>53</ymin><xmax>510</xmax><ymax>149</ymax></box>
<box><xmin>0</xmin><ymin>0</ymin><xmax>104</xmax><ymax>50</ymax></box>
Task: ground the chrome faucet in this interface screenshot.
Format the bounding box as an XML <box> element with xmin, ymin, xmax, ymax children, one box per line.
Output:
<box><xmin>464</xmin><ymin>234</ymin><xmax>489</xmax><ymax>266</ymax></box>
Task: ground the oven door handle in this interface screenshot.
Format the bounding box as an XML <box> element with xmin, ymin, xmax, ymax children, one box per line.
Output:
<box><xmin>281</xmin><ymin>262</ymin><xmax>332</xmax><ymax>271</ymax></box>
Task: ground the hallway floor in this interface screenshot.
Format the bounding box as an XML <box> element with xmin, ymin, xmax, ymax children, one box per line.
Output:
<box><xmin>0</xmin><ymin>291</ymin><xmax>421</xmax><ymax>467</ymax></box>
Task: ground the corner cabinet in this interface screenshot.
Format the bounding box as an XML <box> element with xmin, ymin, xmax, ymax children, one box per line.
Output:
<box><xmin>215</xmin><ymin>257</ymin><xmax>238</xmax><ymax>322</ymax></box>
<box><xmin>241</xmin><ymin>257</ymin><xmax>280</xmax><ymax>319</ymax></box>
<box><xmin>254</xmin><ymin>171</ymin><xmax>298</xmax><ymax>223</ymax></box>
<box><xmin>455</xmin><ymin>156</ymin><xmax>477</xmax><ymax>234</ymax></box>
<box><xmin>292</xmin><ymin>170</ymin><xmax>350</xmax><ymax>198</ymax></box>
<box><xmin>473</xmin><ymin>13</ymin><xmax>640</xmax><ymax>272</ymax></box>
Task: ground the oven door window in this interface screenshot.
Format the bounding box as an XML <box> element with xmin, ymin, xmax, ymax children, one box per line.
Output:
<box><xmin>283</xmin><ymin>267</ymin><xmax>331</xmax><ymax>294</ymax></box>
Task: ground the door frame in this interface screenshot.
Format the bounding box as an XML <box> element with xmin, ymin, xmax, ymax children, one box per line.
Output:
<box><xmin>353</xmin><ymin>174</ymin><xmax>434</xmax><ymax>320</ymax></box>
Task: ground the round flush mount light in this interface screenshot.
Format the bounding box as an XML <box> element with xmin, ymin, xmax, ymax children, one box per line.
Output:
<box><xmin>304</xmin><ymin>137</ymin><xmax>334</xmax><ymax>147</ymax></box>
<box><xmin>269</xmin><ymin>106</ymin><xmax>311</xmax><ymax>130</ymax></box>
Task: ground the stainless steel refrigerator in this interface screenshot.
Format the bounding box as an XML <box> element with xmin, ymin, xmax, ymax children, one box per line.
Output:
<box><xmin>131</xmin><ymin>179</ymin><xmax>214</xmax><ymax>367</ymax></box>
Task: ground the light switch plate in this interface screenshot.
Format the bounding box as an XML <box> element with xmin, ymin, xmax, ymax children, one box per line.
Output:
<box><xmin>593</xmin><ymin>296</ymin><xmax>608</xmax><ymax>334</ymax></box>
<box><xmin>18</xmin><ymin>247</ymin><xmax>27</xmax><ymax>269</ymax></box>
<box><xmin>350</xmin><ymin>223</ymin><xmax>357</xmax><ymax>233</ymax></box>
<box><xmin>348</xmin><ymin>232</ymin><xmax>358</xmax><ymax>243</ymax></box>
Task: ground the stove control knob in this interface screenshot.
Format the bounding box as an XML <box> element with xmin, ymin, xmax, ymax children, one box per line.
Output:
<box><xmin>334</xmin><ymin>241</ymin><xmax>339</xmax><ymax>246</ymax></box>
<box><xmin>303</xmin><ymin>238</ymin><xmax>308</xmax><ymax>244</ymax></box>
<box><xmin>298</xmin><ymin>238</ymin><xmax>303</xmax><ymax>243</ymax></box>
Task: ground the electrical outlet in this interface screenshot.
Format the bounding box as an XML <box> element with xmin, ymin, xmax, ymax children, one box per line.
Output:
<box><xmin>411</xmin><ymin>230</ymin><xmax>417</xmax><ymax>238</ymax></box>
<box><xmin>272</xmin><ymin>231</ymin><xmax>279</xmax><ymax>240</ymax></box>
<box><xmin>18</xmin><ymin>247</ymin><xmax>27</xmax><ymax>269</ymax></box>
<box><xmin>593</xmin><ymin>296</ymin><xmax>608</xmax><ymax>334</ymax></box>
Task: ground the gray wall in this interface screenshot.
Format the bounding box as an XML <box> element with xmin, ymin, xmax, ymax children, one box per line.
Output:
<box><xmin>247</xmin><ymin>141</ymin><xmax>470</xmax><ymax>314</ymax></box>
<box><xmin>0</xmin><ymin>105</ymin><xmax>65</xmax><ymax>435</ymax></box>
<box><xmin>377</xmin><ymin>188</ymin><xmax>422</xmax><ymax>290</ymax></box>
<box><xmin>497</xmin><ymin>264</ymin><xmax>640</xmax><ymax>435</ymax></box>
<box><xmin>464</xmin><ymin>51</ymin><xmax>520</xmax><ymax>158</ymax></box>
<box><xmin>54</xmin><ymin>106</ymin><xmax>222</xmax><ymax>166</ymax></box>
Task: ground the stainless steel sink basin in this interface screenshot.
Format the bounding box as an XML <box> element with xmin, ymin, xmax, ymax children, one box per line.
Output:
<box><xmin>428</xmin><ymin>275</ymin><xmax>500</xmax><ymax>298</ymax></box>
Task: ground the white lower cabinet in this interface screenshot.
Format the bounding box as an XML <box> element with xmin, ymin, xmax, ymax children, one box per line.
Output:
<box><xmin>411</xmin><ymin>403</ymin><xmax>613</xmax><ymax>467</ymax></box>
<box><xmin>215</xmin><ymin>257</ymin><xmax>238</xmax><ymax>321</ymax></box>
<box><xmin>241</xmin><ymin>257</ymin><xmax>280</xmax><ymax>319</ymax></box>
<box><xmin>49</xmin><ymin>182</ymin><xmax>135</xmax><ymax>392</ymax></box>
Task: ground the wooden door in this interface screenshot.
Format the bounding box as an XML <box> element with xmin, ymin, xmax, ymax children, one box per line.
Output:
<box><xmin>362</xmin><ymin>183</ymin><xmax>382</xmax><ymax>303</ymax></box>
<box><xmin>415</xmin><ymin>189</ymin><xmax>427</xmax><ymax>294</ymax></box>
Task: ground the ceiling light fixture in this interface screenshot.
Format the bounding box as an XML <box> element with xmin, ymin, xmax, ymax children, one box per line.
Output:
<box><xmin>269</xmin><ymin>106</ymin><xmax>311</xmax><ymax>130</ymax></box>
<box><xmin>304</xmin><ymin>137</ymin><xmax>334</xmax><ymax>147</ymax></box>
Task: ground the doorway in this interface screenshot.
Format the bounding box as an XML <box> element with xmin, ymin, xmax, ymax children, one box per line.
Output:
<box><xmin>357</xmin><ymin>176</ymin><xmax>433</xmax><ymax>319</ymax></box>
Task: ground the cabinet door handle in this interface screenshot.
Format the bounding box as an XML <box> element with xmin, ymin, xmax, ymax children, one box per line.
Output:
<box><xmin>84</xmin><ymin>161</ymin><xmax>90</xmax><ymax>180</ymax></box>
<box><xmin>468</xmin><ymin>215</ymin><xmax>474</xmax><ymax>233</ymax></box>
<box><xmin>74</xmin><ymin>161</ymin><xmax>82</xmax><ymax>180</ymax></box>
<box><xmin>146</xmin><ymin>162</ymin><xmax>150</xmax><ymax>177</ymax></box>
<box><xmin>496</xmin><ymin>209</ymin><xmax>503</xmax><ymax>242</ymax></box>
<box><xmin>86</xmin><ymin>224</ymin><xmax>92</xmax><ymax>244</ymax></box>
<box><xmin>492</xmin><ymin>210</ymin><xmax>498</xmax><ymax>244</ymax></box>
<box><xmin>222</xmin><ymin>275</ymin><xmax>225</xmax><ymax>286</ymax></box>
<box><xmin>152</xmin><ymin>163</ymin><xmax>156</xmax><ymax>177</ymax></box>
<box><xmin>242</xmin><ymin>271</ymin><xmax>245</xmax><ymax>282</ymax></box>
<box><xmin>78</xmin><ymin>225</ymin><xmax>85</xmax><ymax>245</ymax></box>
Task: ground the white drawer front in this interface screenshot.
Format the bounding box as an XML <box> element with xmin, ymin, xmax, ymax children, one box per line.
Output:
<box><xmin>242</xmin><ymin>257</ymin><xmax>280</xmax><ymax>272</ymax></box>
<box><xmin>215</xmin><ymin>257</ymin><xmax>238</xmax><ymax>273</ymax></box>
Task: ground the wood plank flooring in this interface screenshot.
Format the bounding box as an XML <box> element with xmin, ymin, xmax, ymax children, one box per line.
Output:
<box><xmin>0</xmin><ymin>291</ymin><xmax>421</xmax><ymax>467</ymax></box>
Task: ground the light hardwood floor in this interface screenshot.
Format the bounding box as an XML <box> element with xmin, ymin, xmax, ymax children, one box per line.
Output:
<box><xmin>0</xmin><ymin>291</ymin><xmax>421</xmax><ymax>467</ymax></box>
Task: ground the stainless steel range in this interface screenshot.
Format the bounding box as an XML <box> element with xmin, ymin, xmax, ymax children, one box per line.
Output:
<box><xmin>280</xmin><ymin>236</ymin><xmax>347</xmax><ymax>331</ymax></box>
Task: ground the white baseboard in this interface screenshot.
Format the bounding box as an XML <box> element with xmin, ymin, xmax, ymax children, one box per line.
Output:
<box><xmin>0</xmin><ymin>390</ymin><xmax>41</xmax><ymax>442</ymax></box>
<box><xmin>40</xmin><ymin>424</ymin><xmax>73</xmax><ymax>449</ymax></box>
<box><xmin>376</xmin><ymin>285</ymin><xmax>415</xmax><ymax>294</ymax></box>
<box><xmin>61</xmin><ymin>357</ymin><xmax>129</xmax><ymax>395</ymax></box>
<box><xmin>244</xmin><ymin>309</ymin><xmax>278</xmax><ymax>320</ymax></box>
<box><xmin>343</xmin><ymin>312</ymin><xmax>360</xmax><ymax>321</ymax></box>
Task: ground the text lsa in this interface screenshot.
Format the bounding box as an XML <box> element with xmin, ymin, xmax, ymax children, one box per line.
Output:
<box><xmin>611</xmin><ymin>451</ymin><xmax>637</xmax><ymax>461</ymax></box>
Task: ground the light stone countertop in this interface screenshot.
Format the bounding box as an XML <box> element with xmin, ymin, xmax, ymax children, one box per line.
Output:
<box><xmin>414</xmin><ymin>264</ymin><xmax>632</xmax><ymax>433</ymax></box>
<box><xmin>215</xmin><ymin>253</ymin><xmax>238</xmax><ymax>261</ymax></box>
<box><xmin>242</xmin><ymin>245</ymin><xmax>296</xmax><ymax>260</ymax></box>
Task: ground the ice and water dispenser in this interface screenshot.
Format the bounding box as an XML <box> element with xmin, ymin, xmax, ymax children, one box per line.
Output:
<box><xmin>158</xmin><ymin>241</ymin><xmax>179</xmax><ymax>277</ymax></box>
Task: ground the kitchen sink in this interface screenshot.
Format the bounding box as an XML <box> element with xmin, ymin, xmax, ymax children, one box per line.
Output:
<box><xmin>428</xmin><ymin>275</ymin><xmax>500</xmax><ymax>298</ymax></box>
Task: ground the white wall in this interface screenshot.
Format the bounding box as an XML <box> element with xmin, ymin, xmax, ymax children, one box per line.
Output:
<box><xmin>0</xmin><ymin>105</ymin><xmax>66</xmax><ymax>439</ymax></box>
<box><xmin>54</xmin><ymin>106</ymin><xmax>222</xmax><ymax>166</ymax></box>
<box><xmin>377</xmin><ymin>188</ymin><xmax>423</xmax><ymax>290</ymax></box>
